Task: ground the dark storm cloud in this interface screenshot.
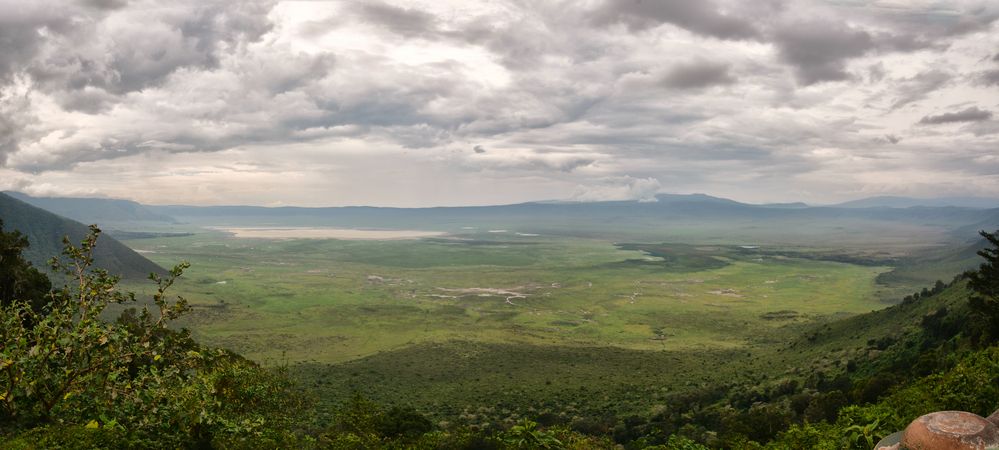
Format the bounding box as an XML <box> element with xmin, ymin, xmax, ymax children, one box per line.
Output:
<box><xmin>979</xmin><ymin>70</ymin><xmax>999</xmax><ymax>86</ymax></box>
<box><xmin>771</xmin><ymin>18</ymin><xmax>938</xmax><ymax>86</ymax></box>
<box><xmin>772</xmin><ymin>21</ymin><xmax>874</xmax><ymax>85</ymax></box>
<box><xmin>0</xmin><ymin>0</ymin><xmax>285</xmax><ymax>168</ymax></box>
<box><xmin>588</xmin><ymin>0</ymin><xmax>760</xmax><ymax>40</ymax></box>
<box><xmin>0</xmin><ymin>4</ymin><xmax>77</xmax><ymax>83</ymax></box>
<box><xmin>849</xmin><ymin>3</ymin><xmax>999</xmax><ymax>41</ymax></box>
<box><xmin>891</xmin><ymin>70</ymin><xmax>952</xmax><ymax>110</ymax></box>
<box><xmin>966</xmin><ymin>120</ymin><xmax>999</xmax><ymax>137</ymax></box>
<box><xmin>312</xmin><ymin>69</ymin><xmax>460</xmax><ymax>130</ymax></box>
<box><xmin>56</xmin><ymin>88</ymin><xmax>118</xmax><ymax>114</ymax></box>
<box><xmin>918</xmin><ymin>107</ymin><xmax>994</xmax><ymax>125</ymax></box>
<box><xmin>660</xmin><ymin>60</ymin><xmax>735</xmax><ymax>90</ymax></box>
<box><xmin>868</xmin><ymin>63</ymin><xmax>886</xmax><ymax>83</ymax></box>
<box><xmin>351</xmin><ymin>1</ymin><xmax>438</xmax><ymax>38</ymax></box>
<box><xmin>0</xmin><ymin>3</ymin><xmax>83</xmax><ymax>164</ymax></box>
<box><xmin>336</xmin><ymin>2</ymin><xmax>611</xmax><ymax>74</ymax></box>
<box><xmin>0</xmin><ymin>112</ymin><xmax>21</xmax><ymax>166</ymax></box>
<box><xmin>940</xmin><ymin>10</ymin><xmax>999</xmax><ymax>37</ymax></box>
<box><xmin>20</xmin><ymin>1</ymin><xmax>274</xmax><ymax>99</ymax></box>
<box><xmin>177</xmin><ymin>3</ymin><xmax>275</xmax><ymax>60</ymax></box>
<box><xmin>546</xmin><ymin>157</ymin><xmax>594</xmax><ymax>172</ymax></box>
<box><xmin>83</xmin><ymin>0</ymin><xmax>127</xmax><ymax>10</ymax></box>
<box><xmin>874</xmin><ymin>32</ymin><xmax>934</xmax><ymax>53</ymax></box>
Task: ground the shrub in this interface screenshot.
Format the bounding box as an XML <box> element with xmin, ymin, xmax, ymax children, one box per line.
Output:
<box><xmin>0</xmin><ymin>226</ymin><xmax>307</xmax><ymax>447</ymax></box>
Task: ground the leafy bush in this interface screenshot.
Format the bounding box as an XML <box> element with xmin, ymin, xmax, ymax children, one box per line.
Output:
<box><xmin>767</xmin><ymin>346</ymin><xmax>999</xmax><ymax>450</ymax></box>
<box><xmin>499</xmin><ymin>419</ymin><xmax>563</xmax><ymax>449</ymax></box>
<box><xmin>0</xmin><ymin>226</ymin><xmax>192</xmax><ymax>427</ymax></box>
<box><xmin>1</xmin><ymin>424</ymin><xmax>132</xmax><ymax>450</ymax></box>
<box><xmin>0</xmin><ymin>226</ymin><xmax>307</xmax><ymax>447</ymax></box>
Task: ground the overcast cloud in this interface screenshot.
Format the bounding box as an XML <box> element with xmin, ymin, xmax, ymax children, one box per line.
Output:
<box><xmin>1</xmin><ymin>0</ymin><xmax>998</xmax><ymax>206</ymax></box>
<box><xmin>919</xmin><ymin>106</ymin><xmax>994</xmax><ymax>124</ymax></box>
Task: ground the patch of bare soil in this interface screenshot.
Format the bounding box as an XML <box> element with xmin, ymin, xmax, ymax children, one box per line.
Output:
<box><xmin>708</xmin><ymin>288</ymin><xmax>743</xmax><ymax>298</ymax></box>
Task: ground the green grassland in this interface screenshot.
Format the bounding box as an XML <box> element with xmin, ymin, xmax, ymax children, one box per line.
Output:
<box><xmin>110</xmin><ymin>226</ymin><xmax>987</xmax><ymax>438</ymax></box>
<box><xmin>290</xmin><ymin>272</ymin><xmax>980</xmax><ymax>433</ymax></box>
<box><xmin>123</xmin><ymin>232</ymin><xmax>891</xmax><ymax>365</ymax></box>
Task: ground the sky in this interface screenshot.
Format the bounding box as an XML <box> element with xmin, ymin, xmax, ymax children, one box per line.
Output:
<box><xmin>1</xmin><ymin>0</ymin><xmax>998</xmax><ymax>207</ymax></box>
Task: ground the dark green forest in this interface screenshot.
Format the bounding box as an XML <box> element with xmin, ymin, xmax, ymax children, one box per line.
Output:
<box><xmin>1</xmin><ymin>221</ymin><xmax>998</xmax><ymax>449</ymax></box>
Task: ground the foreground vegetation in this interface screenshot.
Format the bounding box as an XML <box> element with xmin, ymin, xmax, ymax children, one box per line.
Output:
<box><xmin>0</xmin><ymin>224</ymin><xmax>304</xmax><ymax>447</ymax></box>
<box><xmin>2</xmin><ymin>220</ymin><xmax>998</xmax><ymax>448</ymax></box>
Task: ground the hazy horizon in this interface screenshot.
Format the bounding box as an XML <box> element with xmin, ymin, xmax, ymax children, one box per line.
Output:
<box><xmin>2</xmin><ymin>0</ymin><xmax>998</xmax><ymax>207</ymax></box>
<box><xmin>8</xmin><ymin>188</ymin><xmax>999</xmax><ymax>209</ymax></box>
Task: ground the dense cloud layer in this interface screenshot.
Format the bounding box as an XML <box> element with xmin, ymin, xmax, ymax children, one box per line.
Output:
<box><xmin>588</xmin><ymin>0</ymin><xmax>762</xmax><ymax>40</ymax></box>
<box><xmin>919</xmin><ymin>107</ymin><xmax>994</xmax><ymax>125</ymax></box>
<box><xmin>0</xmin><ymin>0</ymin><xmax>998</xmax><ymax>206</ymax></box>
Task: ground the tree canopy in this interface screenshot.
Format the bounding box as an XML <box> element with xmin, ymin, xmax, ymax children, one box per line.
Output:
<box><xmin>968</xmin><ymin>229</ymin><xmax>999</xmax><ymax>341</ymax></box>
<box><xmin>0</xmin><ymin>220</ymin><xmax>51</xmax><ymax>313</ymax></box>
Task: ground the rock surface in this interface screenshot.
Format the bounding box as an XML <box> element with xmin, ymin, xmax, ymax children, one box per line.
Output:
<box><xmin>899</xmin><ymin>411</ymin><xmax>999</xmax><ymax>450</ymax></box>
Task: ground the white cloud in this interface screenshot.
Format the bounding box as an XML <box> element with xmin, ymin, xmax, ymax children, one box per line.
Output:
<box><xmin>572</xmin><ymin>176</ymin><xmax>662</xmax><ymax>202</ymax></box>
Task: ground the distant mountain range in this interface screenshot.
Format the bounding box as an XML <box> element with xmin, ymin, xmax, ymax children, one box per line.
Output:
<box><xmin>4</xmin><ymin>191</ymin><xmax>176</xmax><ymax>226</ymax></box>
<box><xmin>9</xmin><ymin>191</ymin><xmax>998</xmax><ymax>219</ymax></box>
<box><xmin>6</xmin><ymin>191</ymin><xmax>999</xmax><ymax>246</ymax></box>
<box><xmin>0</xmin><ymin>193</ymin><xmax>165</xmax><ymax>279</ymax></box>
<box><xmin>135</xmin><ymin>193</ymin><xmax>998</xmax><ymax>245</ymax></box>
<box><xmin>831</xmin><ymin>195</ymin><xmax>999</xmax><ymax>209</ymax></box>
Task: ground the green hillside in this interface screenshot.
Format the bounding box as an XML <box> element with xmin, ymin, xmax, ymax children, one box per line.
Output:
<box><xmin>0</xmin><ymin>193</ymin><xmax>165</xmax><ymax>280</ymax></box>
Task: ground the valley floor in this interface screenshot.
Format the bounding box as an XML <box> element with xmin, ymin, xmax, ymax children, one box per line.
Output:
<box><xmin>123</xmin><ymin>232</ymin><xmax>893</xmax><ymax>364</ymax></box>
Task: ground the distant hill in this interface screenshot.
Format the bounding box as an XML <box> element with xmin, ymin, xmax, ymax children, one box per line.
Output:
<box><xmin>0</xmin><ymin>193</ymin><xmax>166</xmax><ymax>279</ymax></box>
<box><xmin>833</xmin><ymin>195</ymin><xmax>999</xmax><ymax>209</ymax></box>
<box><xmin>653</xmin><ymin>193</ymin><xmax>745</xmax><ymax>205</ymax></box>
<box><xmin>953</xmin><ymin>208</ymin><xmax>999</xmax><ymax>239</ymax></box>
<box><xmin>9</xmin><ymin>191</ymin><xmax>993</xmax><ymax>247</ymax></box>
<box><xmin>761</xmin><ymin>202</ymin><xmax>809</xmax><ymax>208</ymax></box>
<box><xmin>147</xmin><ymin>193</ymin><xmax>993</xmax><ymax>227</ymax></box>
<box><xmin>4</xmin><ymin>191</ymin><xmax>176</xmax><ymax>228</ymax></box>
<box><xmin>875</xmin><ymin>236</ymin><xmax>990</xmax><ymax>291</ymax></box>
<box><xmin>144</xmin><ymin>193</ymin><xmax>999</xmax><ymax>247</ymax></box>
